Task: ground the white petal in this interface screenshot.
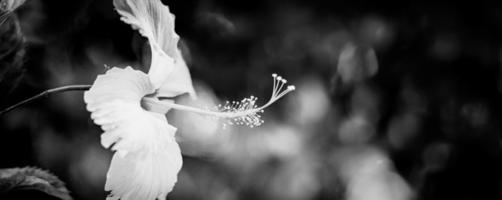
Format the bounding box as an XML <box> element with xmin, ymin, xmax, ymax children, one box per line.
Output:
<box><xmin>114</xmin><ymin>0</ymin><xmax>176</xmax><ymax>88</ymax></box>
<box><xmin>113</xmin><ymin>0</ymin><xmax>196</xmax><ymax>97</ymax></box>
<box><xmin>84</xmin><ymin>67</ymin><xmax>154</xmax><ymax>104</ymax></box>
<box><xmin>104</xmin><ymin>113</ymin><xmax>182</xmax><ymax>200</ymax></box>
<box><xmin>84</xmin><ymin>67</ymin><xmax>183</xmax><ymax>199</ymax></box>
<box><xmin>113</xmin><ymin>0</ymin><xmax>178</xmax><ymax>58</ymax></box>
<box><xmin>155</xmin><ymin>48</ymin><xmax>196</xmax><ymax>98</ymax></box>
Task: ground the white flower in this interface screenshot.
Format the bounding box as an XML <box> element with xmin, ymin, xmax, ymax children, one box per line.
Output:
<box><xmin>84</xmin><ymin>67</ymin><xmax>182</xmax><ymax>200</ymax></box>
<box><xmin>85</xmin><ymin>0</ymin><xmax>192</xmax><ymax>199</ymax></box>
<box><xmin>84</xmin><ymin>0</ymin><xmax>295</xmax><ymax>200</ymax></box>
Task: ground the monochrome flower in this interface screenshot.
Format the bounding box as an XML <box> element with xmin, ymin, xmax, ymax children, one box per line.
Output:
<box><xmin>85</xmin><ymin>0</ymin><xmax>193</xmax><ymax>199</ymax></box>
<box><xmin>84</xmin><ymin>67</ymin><xmax>183</xmax><ymax>200</ymax></box>
<box><xmin>84</xmin><ymin>0</ymin><xmax>295</xmax><ymax>200</ymax></box>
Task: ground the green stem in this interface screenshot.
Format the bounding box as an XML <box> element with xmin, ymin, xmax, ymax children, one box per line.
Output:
<box><xmin>0</xmin><ymin>85</ymin><xmax>91</xmax><ymax>116</ymax></box>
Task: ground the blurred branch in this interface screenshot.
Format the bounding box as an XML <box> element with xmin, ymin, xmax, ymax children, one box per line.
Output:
<box><xmin>0</xmin><ymin>85</ymin><xmax>91</xmax><ymax>115</ymax></box>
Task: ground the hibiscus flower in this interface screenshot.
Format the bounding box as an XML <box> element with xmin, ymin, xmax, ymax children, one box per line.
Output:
<box><xmin>83</xmin><ymin>0</ymin><xmax>294</xmax><ymax>200</ymax></box>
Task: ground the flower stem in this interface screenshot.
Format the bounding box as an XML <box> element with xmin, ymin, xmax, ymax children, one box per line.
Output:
<box><xmin>0</xmin><ymin>85</ymin><xmax>91</xmax><ymax>116</ymax></box>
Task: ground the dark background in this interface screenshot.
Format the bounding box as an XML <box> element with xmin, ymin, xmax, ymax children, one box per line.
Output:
<box><xmin>2</xmin><ymin>0</ymin><xmax>502</xmax><ymax>199</ymax></box>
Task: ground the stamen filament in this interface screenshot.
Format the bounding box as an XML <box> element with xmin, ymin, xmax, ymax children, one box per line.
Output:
<box><xmin>144</xmin><ymin>73</ymin><xmax>295</xmax><ymax>127</ymax></box>
<box><xmin>143</xmin><ymin>97</ymin><xmax>260</xmax><ymax>118</ymax></box>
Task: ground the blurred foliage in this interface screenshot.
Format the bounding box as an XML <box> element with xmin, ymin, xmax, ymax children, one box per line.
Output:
<box><xmin>1</xmin><ymin>0</ymin><xmax>502</xmax><ymax>200</ymax></box>
<box><xmin>0</xmin><ymin>10</ymin><xmax>25</xmax><ymax>107</ymax></box>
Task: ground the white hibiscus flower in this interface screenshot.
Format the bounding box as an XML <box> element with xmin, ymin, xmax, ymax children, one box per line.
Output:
<box><xmin>84</xmin><ymin>0</ymin><xmax>295</xmax><ymax>200</ymax></box>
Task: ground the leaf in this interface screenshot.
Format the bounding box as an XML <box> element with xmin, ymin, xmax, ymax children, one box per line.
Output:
<box><xmin>0</xmin><ymin>0</ymin><xmax>26</xmax><ymax>26</ymax></box>
<box><xmin>0</xmin><ymin>167</ymin><xmax>73</xmax><ymax>200</ymax></box>
<box><xmin>113</xmin><ymin>0</ymin><xmax>195</xmax><ymax>98</ymax></box>
<box><xmin>0</xmin><ymin>0</ymin><xmax>27</xmax><ymax>13</ymax></box>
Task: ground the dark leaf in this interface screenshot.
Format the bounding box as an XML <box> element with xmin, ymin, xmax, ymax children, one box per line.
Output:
<box><xmin>0</xmin><ymin>167</ymin><xmax>73</xmax><ymax>200</ymax></box>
